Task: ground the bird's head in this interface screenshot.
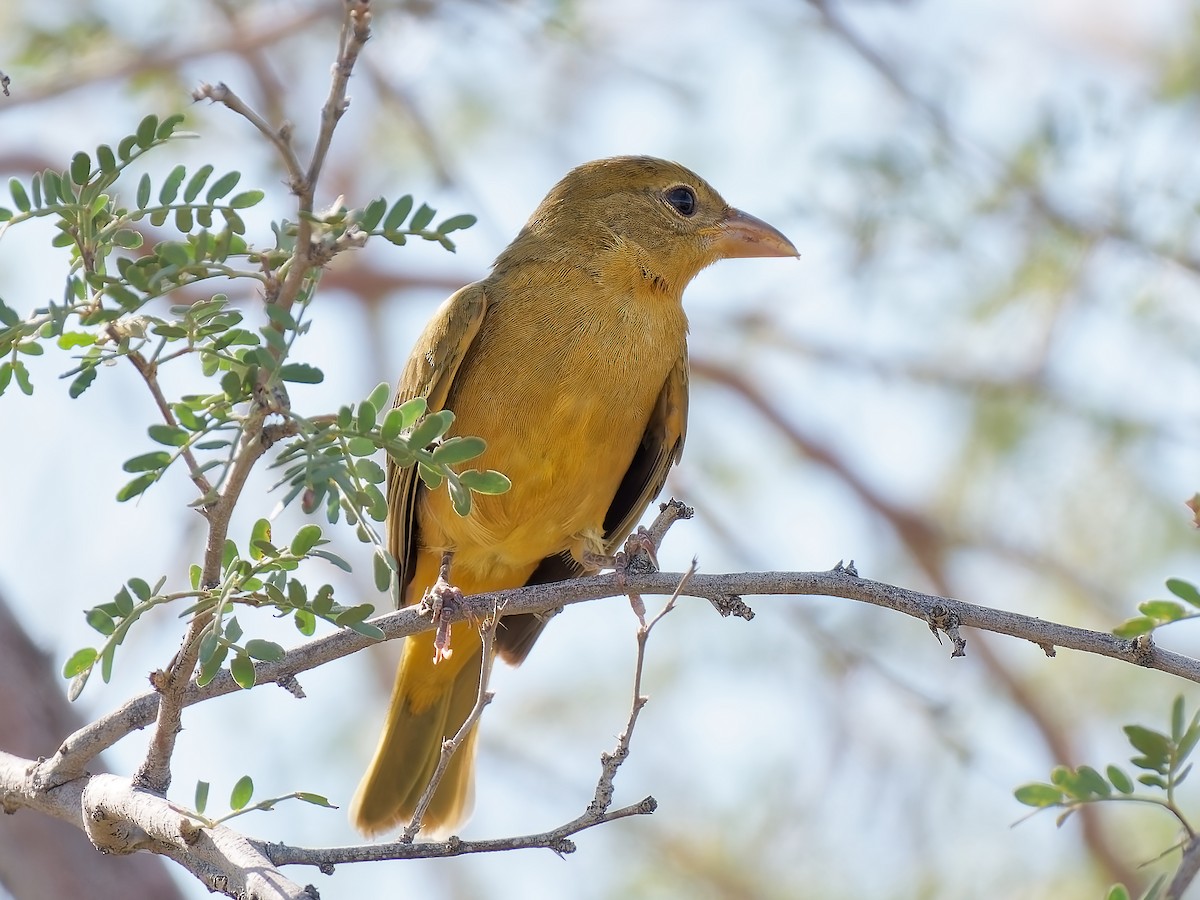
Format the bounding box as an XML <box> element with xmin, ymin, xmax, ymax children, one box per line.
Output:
<box><xmin>498</xmin><ymin>156</ymin><xmax>798</xmax><ymax>296</ymax></box>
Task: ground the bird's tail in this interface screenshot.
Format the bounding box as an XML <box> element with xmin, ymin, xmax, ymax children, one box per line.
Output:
<box><xmin>350</xmin><ymin>618</ymin><xmax>484</xmax><ymax>838</ymax></box>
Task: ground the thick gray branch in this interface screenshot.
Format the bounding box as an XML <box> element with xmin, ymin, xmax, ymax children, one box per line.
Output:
<box><xmin>0</xmin><ymin>754</ymin><xmax>315</xmax><ymax>900</ymax></box>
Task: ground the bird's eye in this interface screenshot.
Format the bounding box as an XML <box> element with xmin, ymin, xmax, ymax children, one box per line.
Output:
<box><xmin>664</xmin><ymin>186</ymin><xmax>697</xmax><ymax>217</ymax></box>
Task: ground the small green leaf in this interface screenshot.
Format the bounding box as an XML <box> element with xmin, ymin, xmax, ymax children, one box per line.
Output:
<box><xmin>1167</xmin><ymin>578</ymin><xmax>1200</xmax><ymax>608</ymax></box>
<box><xmin>230</xmin><ymin>652</ymin><xmax>256</xmax><ymax>689</ymax></box>
<box><xmin>112</xmin><ymin>229</ymin><xmax>144</xmax><ymax>249</ymax></box>
<box><xmin>1138</xmin><ymin>600</ymin><xmax>1187</xmax><ymax>623</ymax></box>
<box><xmin>63</xmin><ymin>647</ymin><xmax>98</xmax><ymax>678</ymax></box>
<box><xmin>310</xmin><ymin>549</ymin><xmax>352</xmax><ymax>572</ymax></box>
<box><xmin>230</xmin><ymin>774</ymin><xmax>254</xmax><ymax>809</ymax></box>
<box><xmin>118</xmin><ymin>134</ymin><xmax>138</xmax><ymax>161</ymax></box>
<box><xmin>409</xmin><ymin>203</ymin><xmax>436</xmax><ymax>231</ymax></box>
<box><xmin>294</xmin><ymin>609</ymin><xmax>316</xmax><ymax>636</ymax></box>
<box><xmin>9</xmin><ymin>179</ymin><xmax>30</xmax><ymax>212</ymax></box>
<box><xmin>1075</xmin><ymin>766</ymin><xmax>1110</xmax><ymax>798</ymax></box>
<box><xmin>366</xmin><ymin>381</ymin><xmax>391</xmax><ymax>413</ymax></box>
<box><xmin>245</xmin><ymin>639</ymin><xmax>286</xmax><ymax>662</ymax></box>
<box><xmin>183</xmin><ymin>164</ymin><xmax>214</xmax><ymax>203</ymax></box>
<box><xmin>459</xmin><ymin>468</ymin><xmax>511</xmax><ymax>495</ymax></box>
<box><xmin>1013</xmin><ymin>783</ymin><xmax>1063</xmax><ymax>807</ymax></box>
<box><xmin>249</xmin><ymin>519</ymin><xmax>272</xmax><ymax>561</ymax></box>
<box><xmin>383</xmin><ymin>195</ymin><xmax>414</xmax><ymax>231</ymax></box>
<box><xmin>148</xmin><ymin>424</ymin><xmax>189</xmax><ymax>446</ymax></box>
<box><xmin>228</xmin><ymin>190</ymin><xmax>264</xmax><ymax>209</ymax></box>
<box><xmin>156</xmin><ymin>113</ymin><xmax>186</xmax><ymax>140</ymax></box>
<box><xmin>358</xmin><ymin>198</ymin><xmax>386</xmax><ymax>231</ymax></box>
<box><xmin>417</xmin><ymin>463</ymin><xmax>443</xmax><ymax>490</ymax></box>
<box><xmin>1112</xmin><ymin>617</ymin><xmax>1155</xmax><ymax>638</ymax></box>
<box><xmin>1125</xmin><ymin>725</ymin><xmax>1170</xmax><ymax>769</ymax></box>
<box><xmin>1106</xmin><ymin>765</ymin><xmax>1134</xmax><ymax>794</ymax></box>
<box><xmin>86</xmin><ymin>607</ymin><xmax>116</xmax><ymax>636</ymax></box>
<box><xmin>0</xmin><ymin>299</ymin><xmax>19</xmax><ymax>326</ymax></box>
<box><xmin>437</xmin><ymin>213</ymin><xmax>476</xmax><ymax>234</ymax></box>
<box><xmin>195</xmin><ymin>780</ymin><xmax>210</xmax><ymax>815</ymax></box>
<box><xmin>135</xmin><ymin>114</ymin><xmax>160</xmax><ymax>150</ymax></box>
<box><xmin>334</xmin><ymin>603</ymin><xmax>375</xmax><ymax>627</ymax></box>
<box><xmin>382</xmin><ymin>403</ymin><xmax>421</xmax><ymax>442</ymax></box>
<box><xmin>290</xmin><ymin>524</ymin><xmax>323</xmax><ymax>556</ymax></box>
<box><xmin>296</xmin><ymin>792</ymin><xmax>336</xmax><ymax>808</ymax></box>
<box><xmin>355</xmin><ymin>458</ymin><xmax>386</xmax><ymax>484</ymax></box>
<box><xmin>206</xmin><ymin>171</ymin><xmax>241</xmax><ymax>203</ymax></box>
<box><xmin>357</xmin><ymin>400</ymin><xmax>378</xmax><ymax>432</ymax></box>
<box><xmin>70</xmin><ymin>152</ymin><xmax>92</xmax><ymax>187</ymax></box>
<box><xmin>347</xmin><ymin>436</ymin><xmax>376</xmax><ymax>457</ymax></box>
<box><xmin>123</xmin><ymin>451</ymin><xmax>172</xmax><ymax>473</ymax></box>
<box><xmin>159</xmin><ymin>164</ymin><xmax>186</xmax><ymax>204</ymax></box>
<box><xmin>1105</xmin><ymin>885</ymin><xmax>1131</xmax><ymax>900</ymax></box>
<box><xmin>449</xmin><ymin>479</ymin><xmax>471</xmax><ymax>516</ymax></box>
<box><xmin>279</xmin><ymin>363</ymin><xmax>324</xmax><ymax>384</ymax></box>
<box><xmin>10</xmin><ymin>359</ymin><xmax>32</xmax><ymax>396</ymax></box>
<box><xmin>116</xmin><ymin>473</ymin><xmax>158</xmax><ymax>502</ymax></box>
<box><xmin>408</xmin><ymin>409</ymin><xmax>455</xmax><ymax>449</ymax></box>
<box><xmin>373</xmin><ymin>552</ymin><xmax>393</xmax><ymax>592</ymax></box>
<box><xmin>113</xmin><ymin>586</ymin><xmax>135</xmax><ymax>616</ymax></box>
<box><xmin>136</xmin><ymin>173</ymin><xmax>151</xmax><ymax>208</ymax></box>
<box><xmin>432</xmin><ymin>435</ymin><xmax>486</xmax><ymax>466</ymax></box>
<box><xmin>348</xmin><ymin>620</ymin><xmax>386</xmax><ymax>640</ymax></box>
<box><xmin>92</xmin><ymin>146</ymin><xmax>116</xmax><ymax>177</ymax></box>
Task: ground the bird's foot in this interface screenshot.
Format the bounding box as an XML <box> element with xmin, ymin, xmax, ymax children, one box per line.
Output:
<box><xmin>419</xmin><ymin>555</ymin><xmax>463</xmax><ymax>664</ymax></box>
<box><xmin>585</xmin><ymin>527</ymin><xmax>660</xmax><ymax>627</ymax></box>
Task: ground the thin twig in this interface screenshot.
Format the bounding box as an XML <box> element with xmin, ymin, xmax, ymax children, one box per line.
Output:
<box><xmin>262</xmin><ymin>797</ymin><xmax>659</xmax><ymax>867</ymax></box>
<box><xmin>126</xmin><ymin>350</ymin><xmax>214</xmax><ymax>506</ymax></box>
<box><xmin>191</xmin><ymin>82</ymin><xmax>304</xmax><ymax>191</ymax></box>
<box><xmin>402</xmin><ymin>611</ymin><xmax>501</xmax><ymax>842</ymax></box>
<box><xmin>588</xmin><ymin>561</ymin><xmax>696</xmax><ymax>817</ymax></box>
<box><xmin>132</xmin><ymin>404</ymin><xmax>270</xmax><ymax>795</ymax></box>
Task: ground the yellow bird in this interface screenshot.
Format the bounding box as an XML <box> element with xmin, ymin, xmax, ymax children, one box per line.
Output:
<box><xmin>350</xmin><ymin>156</ymin><xmax>797</xmax><ymax>837</ymax></box>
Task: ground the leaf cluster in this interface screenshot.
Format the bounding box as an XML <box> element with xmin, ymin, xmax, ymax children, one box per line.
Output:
<box><xmin>1016</xmin><ymin>697</ymin><xmax>1200</xmax><ymax>900</ymax></box>
<box><xmin>1114</xmin><ymin>579</ymin><xmax>1200</xmax><ymax>639</ymax></box>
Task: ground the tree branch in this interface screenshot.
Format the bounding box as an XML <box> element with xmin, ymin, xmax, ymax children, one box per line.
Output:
<box><xmin>0</xmin><ymin>755</ymin><xmax>315</xmax><ymax>900</ymax></box>
<box><xmin>38</xmin><ymin>554</ymin><xmax>1200</xmax><ymax>792</ymax></box>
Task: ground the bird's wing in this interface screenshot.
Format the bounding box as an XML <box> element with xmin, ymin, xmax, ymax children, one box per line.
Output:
<box><xmin>601</xmin><ymin>347</ymin><xmax>689</xmax><ymax>550</ymax></box>
<box><xmin>495</xmin><ymin>349</ymin><xmax>689</xmax><ymax>664</ymax></box>
<box><xmin>388</xmin><ymin>282</ymin><xmax>489</xmax><ymax>608</ymax></box>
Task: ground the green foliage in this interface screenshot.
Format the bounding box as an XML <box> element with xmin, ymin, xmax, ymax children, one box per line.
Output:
<box><xmin>351</xmin><ymin>195</ymin><xmax>477</xmax><ymax>252</ymax></box>
<box><xmin>65</xmin><ymin>519</ymin><xmax>401</xmax><ymax>697</ymax></box>
<box><xmin>1114</xmin><ymin>578</ymin><xmax>1200</xmax><ymax>638</ymax></box>
<box><xmin>14</xmin><ymin>114</ymin><xmax>503</xmax><ymax>701</ymax></box>
<box><xmin>1015</xmin><ymin>696</ymin><xmax>1199</xmax><ymax>899</ymax></box>
<box><xmin>186</xmin><ymin>775</ymin><xmax>334</xmax><ymax>827</ymax></box>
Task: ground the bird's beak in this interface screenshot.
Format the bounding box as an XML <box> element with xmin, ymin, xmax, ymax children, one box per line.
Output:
<box><xmin>711</xmin><ymin>208</ymin><xmax>799</xmax><ymax>259</ymax></box>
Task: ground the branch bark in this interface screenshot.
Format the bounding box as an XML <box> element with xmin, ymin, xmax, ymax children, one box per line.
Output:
<box><xmin>37</xmin><ymin>554</ymin><xmax>1200</xmax><ymax>791</ymax></box>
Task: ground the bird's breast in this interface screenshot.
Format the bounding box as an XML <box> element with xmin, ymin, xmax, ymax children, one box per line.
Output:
<box><xmin>419</xmin><ymin>280</ymin><xmax>687</xmax><ymax>576</ymax></box>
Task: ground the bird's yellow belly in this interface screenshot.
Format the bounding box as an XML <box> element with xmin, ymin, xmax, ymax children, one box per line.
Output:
<box><xmin>419</xmin><ymin>327</ymin><xmax>678</xmax><ymax>580</ymax></box>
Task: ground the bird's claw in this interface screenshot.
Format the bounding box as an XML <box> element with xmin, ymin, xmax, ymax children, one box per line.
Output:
<box><xmin>420</xmin><ymin>570</ymin><xmax>464</xmax><ymax>664</ymax></box>
<box><xmin>614</xmin><ymin>528</ymin><xmax>659</xmax><ymax>627</ymax></box>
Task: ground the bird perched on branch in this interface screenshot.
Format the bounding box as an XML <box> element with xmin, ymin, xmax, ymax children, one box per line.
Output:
<box><xmin>350</xmin><ymin>156</ymin><xmax>797</xmax><ymax>837</ymax></box>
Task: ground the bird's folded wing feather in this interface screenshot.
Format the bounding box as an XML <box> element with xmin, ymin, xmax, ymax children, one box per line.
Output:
<box><xmin>387</xmin><ymin>283</ymin><xmax>489</xmax><ymax>608</ymax></box>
